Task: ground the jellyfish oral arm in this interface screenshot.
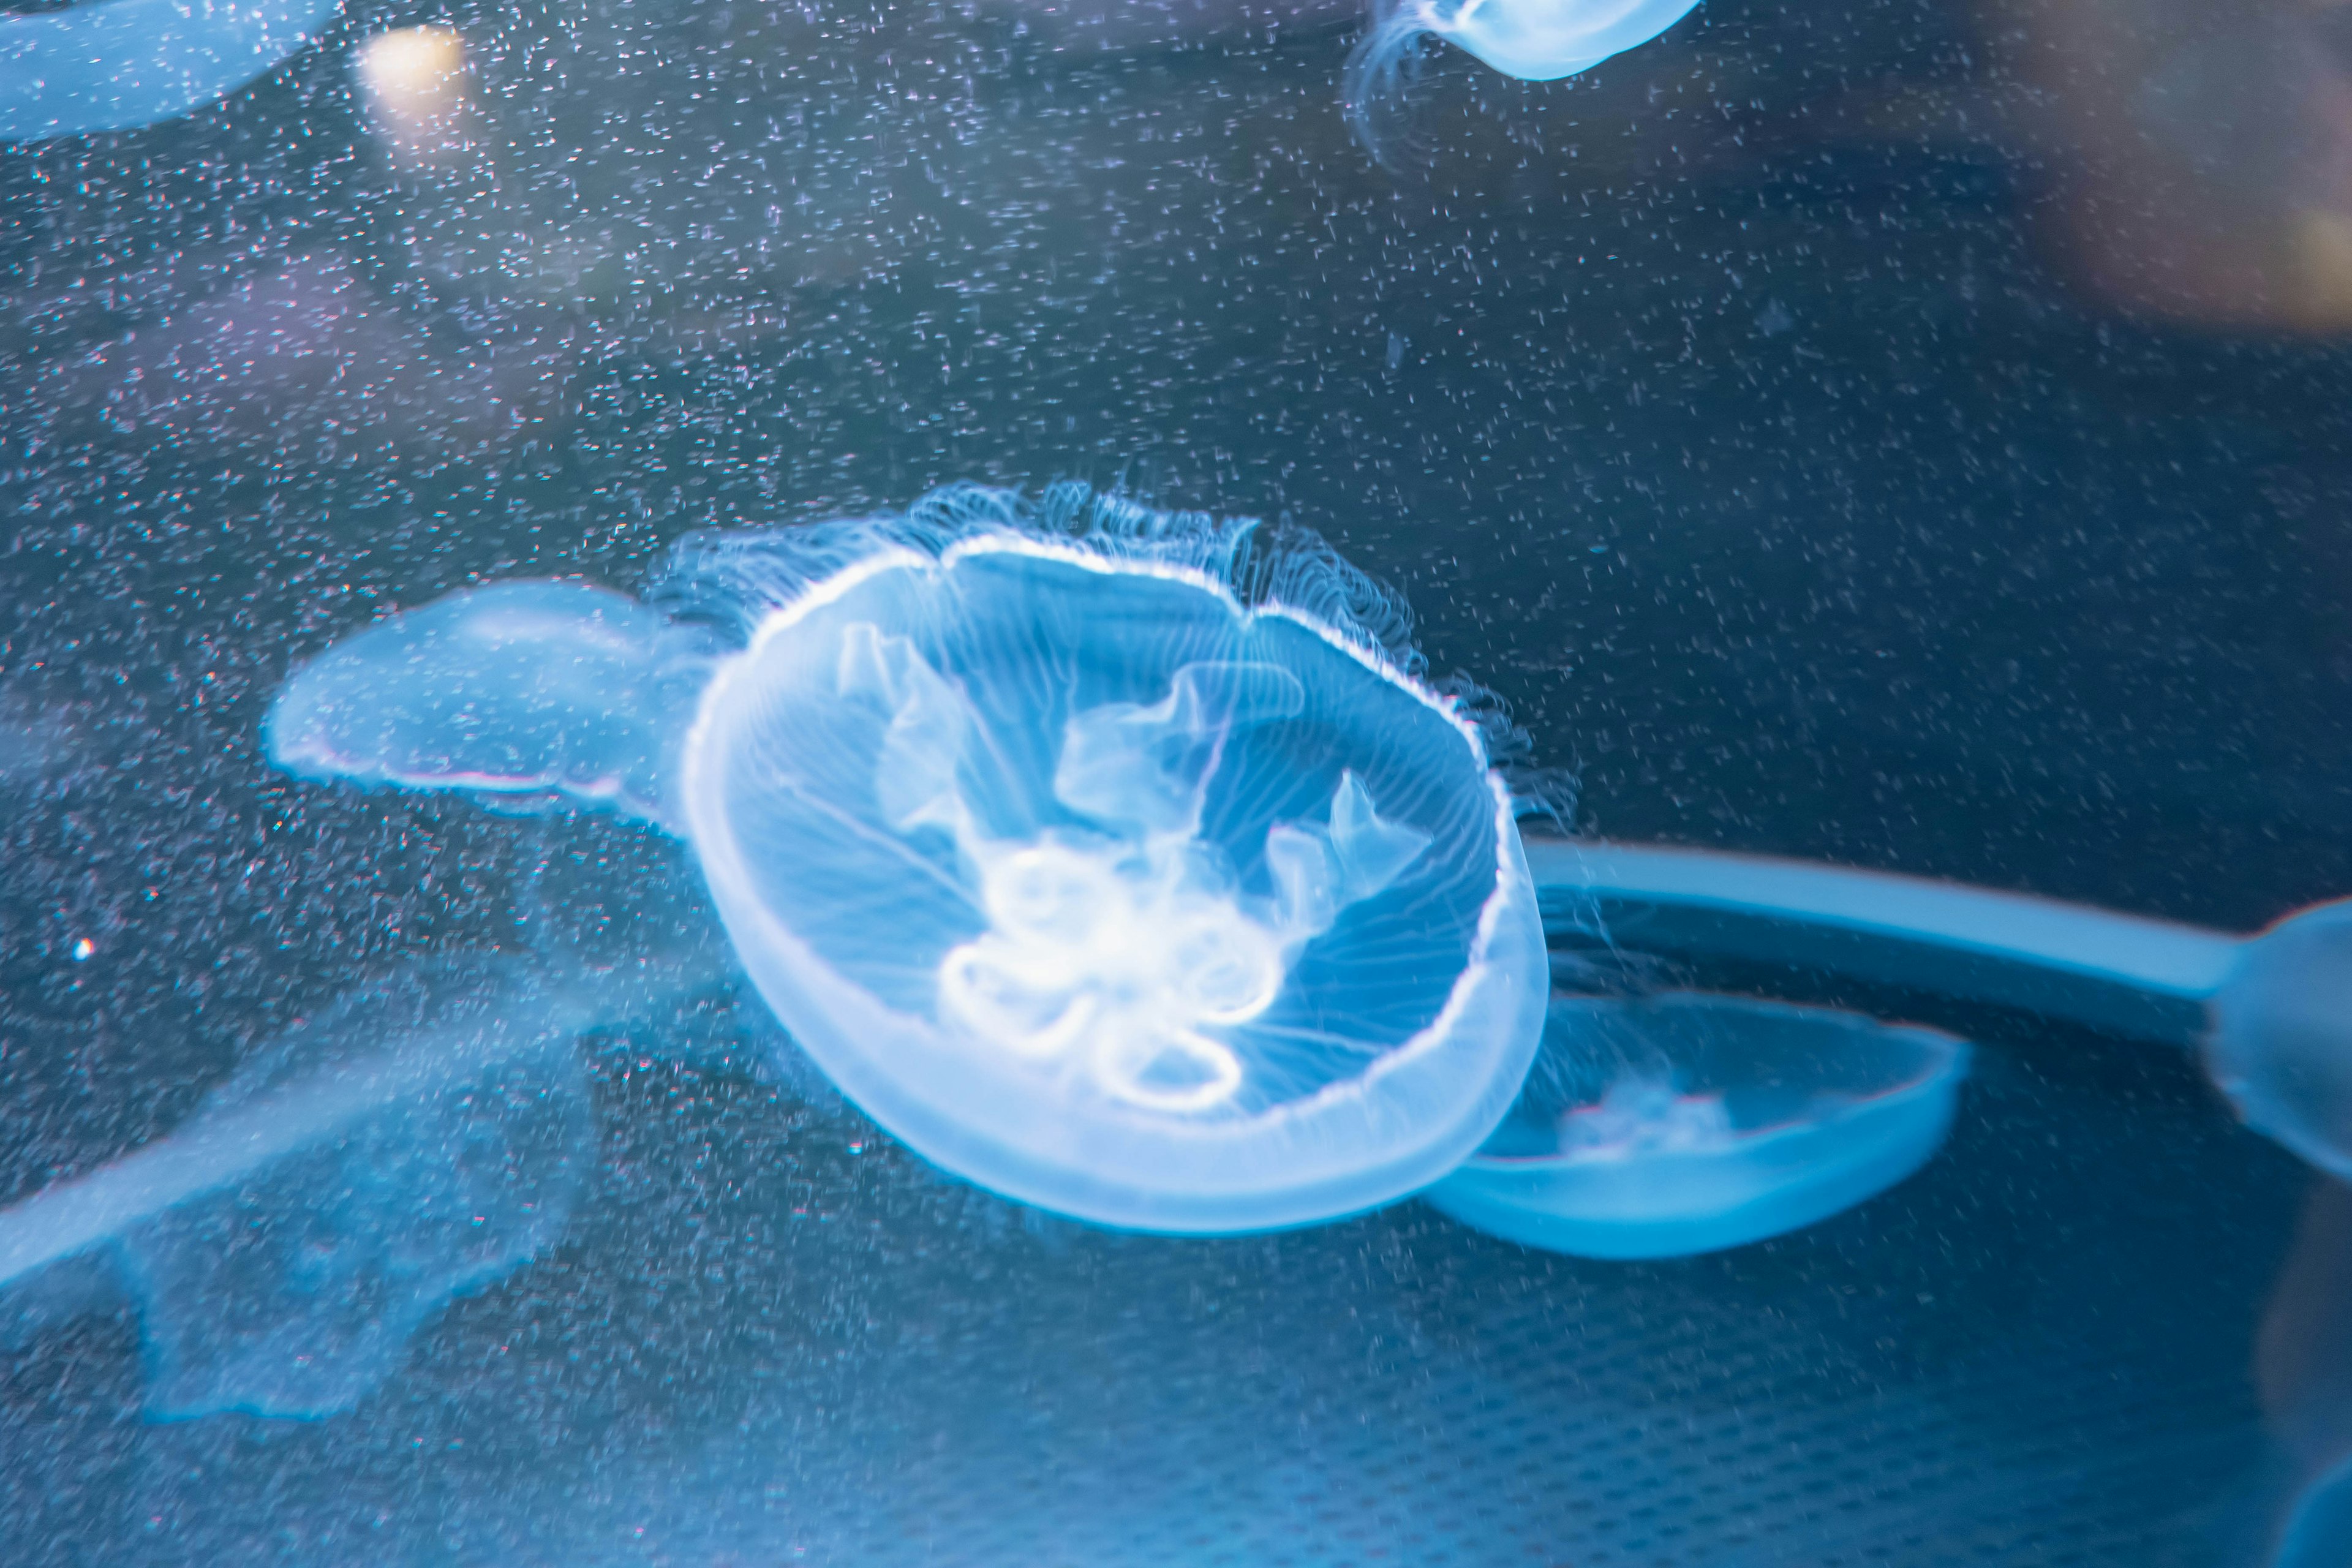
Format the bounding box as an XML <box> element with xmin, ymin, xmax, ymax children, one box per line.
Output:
<box><xmin>1526</xmin><ymin>837</ymin><xmax>2238</xmax><ymax>1046</ymax></box>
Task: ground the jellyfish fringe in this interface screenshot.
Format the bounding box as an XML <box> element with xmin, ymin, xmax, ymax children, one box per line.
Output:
<box><xmin>1343</xmin><ymin>4</ymin><xmax>1442</xmax><ymax>173</ymax></box>
<box><xmin>647</xmin><ymin>481</ymin><xmax>1570</xmax><ymax>816</ymax></box>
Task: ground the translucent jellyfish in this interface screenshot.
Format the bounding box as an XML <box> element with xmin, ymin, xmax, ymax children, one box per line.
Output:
<box><xmin>1425</xmin><ymin>992</ymin><xmax>1970</xmax><ymax>1259</ymax></box>
<box><xmin>0</xmin><ymin>0</ymin><xmax>341</xmax><ymax>142</ymax></box>
<box><xmin>266</xmin><ymin>484</ymin><xmax>1551</xmax><ymax>1234</ymax></box>
<box><xmin>0</xmin><ymin>951</ymin><xmax>685</xmax><ymax>1419</ymax></box>
<box><xmin>1345</xmin><ymin>0</ymin><xmax>1702</xmax><ymax>159</ymax></box>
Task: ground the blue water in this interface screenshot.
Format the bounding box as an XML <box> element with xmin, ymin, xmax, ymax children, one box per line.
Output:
<box><xmin>5</xmin><ymin>0</ymin><xmax>2352</xmax><ymax>1559</ymax></box>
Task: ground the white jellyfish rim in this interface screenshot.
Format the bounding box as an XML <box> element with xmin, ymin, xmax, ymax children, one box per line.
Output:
<box><xmin>676</xmin><ymin>526</ymin><xmax>1539</xmax><ymax>1214</ymax></box>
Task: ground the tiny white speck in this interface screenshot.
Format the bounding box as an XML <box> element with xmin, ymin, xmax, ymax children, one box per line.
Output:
<box><xmin>70</xmin><ymin>938</ymin><xmax>94</xmax><ymax>962</ymax></box>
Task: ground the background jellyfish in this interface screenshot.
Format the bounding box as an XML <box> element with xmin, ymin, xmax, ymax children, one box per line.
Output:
<box><xmin>0</xmin><ymin>0</ymin><xmax>341</xmax><ymax>142</ymax></box>
<box><xmin>0</xmin><ymin>951</ymin><xmax>684</xmax><ymax>1419</ymax></box>
<box><xmin>268</xmin><ymin>483</ymin><xmax>1552</xmax><ymax>1234</ymax></box>
<box><xmin>1425</xmin><ymin>991</ymin><xmax>1970</xmax><ymax>1259</ymax></box>
<box><xmin>1344</xmin><ymin>0</ymin><xmax>1702</xmax><ymax>163</ymax></box>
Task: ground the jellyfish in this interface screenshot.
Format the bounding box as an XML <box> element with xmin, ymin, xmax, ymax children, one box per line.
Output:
<box><xmin>1425</xmin><ymin>991</ymin><xmax>1969</xmax><ymax>1259</ymax></box>
<box><xmin>1344</xmin><ymin>0</ymin><xmax>1702</xmax><ymax>161</ymax></box>
<box><xmin>265</xmin><ymin>484</ymin><xmax>1552</xmax><ymax>1234</ymax></box>
<box><xmin>0</xmin><ymin>0</ymin><xmax>342</xmax><ymax>142</ymax></box>
<box><xmin>1521</xmin><ymin>836</ymin><xmax>2352</xmax><ymax>1185</ymax></box>
<box><xmin>0</xmin><ymin>947</ymin><xmax>702</xmax><ymax>1419</ymax></box>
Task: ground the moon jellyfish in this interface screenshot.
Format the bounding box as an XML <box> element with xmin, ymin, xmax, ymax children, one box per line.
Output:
<box><xmin>1344</xmin><ymin>0</ymin><xmax>1701</xmax><ymax>161</ymax></box>
<box><xmin>1425</xmin><ymin>992</ymin><xmax>1970</xmax><ymax>1259</ymax></box>
<box><xmin>0</xmin><ymin>0</ymin><xmax>342</xmax><ymax>142</ymax></box>
<box><xmin>267</xmin><ymin>484</ymin><xmax>1551</xmax><ymax>1234</ymax></box>
<box><xmin>0</xmin><ymin>951</ymin><xmax>679</xmax><ymax>1419</ymax></box>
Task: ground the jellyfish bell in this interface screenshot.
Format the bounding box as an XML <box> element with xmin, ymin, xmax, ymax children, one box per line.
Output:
<box><xmin>266</xmin><ymin>485</ymin><xmax>1552</xmax><ymax>1234</ymax></box>
<box><xmin>1426</xmin><ymin>992</ymin><xmax>1969</xmax><ymax>1260</ymax></box>
<box><xmin>1344</xmin><ymin>0</ymin><xmax>1701</xmax><ymax>162</ymax></box>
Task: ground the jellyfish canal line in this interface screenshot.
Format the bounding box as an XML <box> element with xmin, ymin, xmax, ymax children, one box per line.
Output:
<box><xmin>1525</xmin><ymin>837</ymin><xmax>2237</xmax><ymax>1047</ymax></box>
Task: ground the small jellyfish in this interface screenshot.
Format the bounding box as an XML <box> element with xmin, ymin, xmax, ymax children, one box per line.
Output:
<box><xmin>1344</xmin><ymin>0</ymin><xmax>1702</xmax><ymax>160</ymax></box>
<box><xmin>0</xmin><ymin>0</ymin><xmax>342</xmax><ymax>142</ymax></box>
<box><xmin>0</xmin><ymin>949</ymin><xmax>693</xmax><ymax>1419</ymax></box>
<box><xmin>1425</xmin><ymin>991</ymin><xmax>1969</xmax><ymax>1259</ymax></box>
<box><xmin>267</xmin><ymin>484</ymin><xmax>1552</xmax><ymax>1234</ymax></box>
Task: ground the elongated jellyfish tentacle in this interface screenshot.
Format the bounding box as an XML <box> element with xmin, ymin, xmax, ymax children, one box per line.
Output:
<box><xmin>1522</xmin><ymin>836</ymin><xmax>2352</xmax><ymax>1189</ymax></box>
<box><xmin>0</xmin><ymin>0</ymin><xmax>343</xmax><ymax>142</ymax></box>
<box><xmin>0</xmin><ymin>950</ymin><xmax>703</xmax><ymax>1419</ymax></box>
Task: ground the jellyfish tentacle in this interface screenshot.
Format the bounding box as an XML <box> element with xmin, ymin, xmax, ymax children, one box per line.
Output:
<box><xmin>1343</xmin><ymin>6</ymin><xmax>1439</xmax><ymax>172</ymax></box>
<box><xmin>1264</xmin><ymin>771</ymin><xmax>1432</xmax><ymax>944</ymax></box>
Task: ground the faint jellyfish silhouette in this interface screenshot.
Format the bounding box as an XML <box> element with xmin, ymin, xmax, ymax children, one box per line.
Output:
<box><xmin>1344</xmin><ymin>0</ymin><xmax>1701</xmax><ymax>164</ymax></box>
<box><xmin>266</xmin><ymin>483</ymin><xmax>1552</xmax><ymax>1234</ymax></box>
<box><xmin>0</xmin><ymin>0</ymin><xmax>342</xmax><ymax>141</ymax></box>
<box><xmin>0</xmin><ymin>951</ymin><xmax>695</xmax><ymax>1419</ymax></box>
<box><xmin>1425</xmin><ymin>991</ymin><xmax>1969</xmax><ymax>1259</ymax></box>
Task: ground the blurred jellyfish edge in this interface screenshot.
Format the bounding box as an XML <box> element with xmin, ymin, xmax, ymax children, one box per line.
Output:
<box><xmin>262</xmin><ymin>483</ymin><xmax>1553</xmax><ymax>1236</ymax></box>
<box><xmin>0</xmin><ymin>0</ymin><xmax>346</xmax><ymax>143</ymax></box>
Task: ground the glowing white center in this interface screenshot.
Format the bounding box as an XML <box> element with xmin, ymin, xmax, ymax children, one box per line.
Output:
<box><xmin>937</xmin><ymin>837</ymin><xmax>1280</xmax><ymax>1113</ymax></box>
